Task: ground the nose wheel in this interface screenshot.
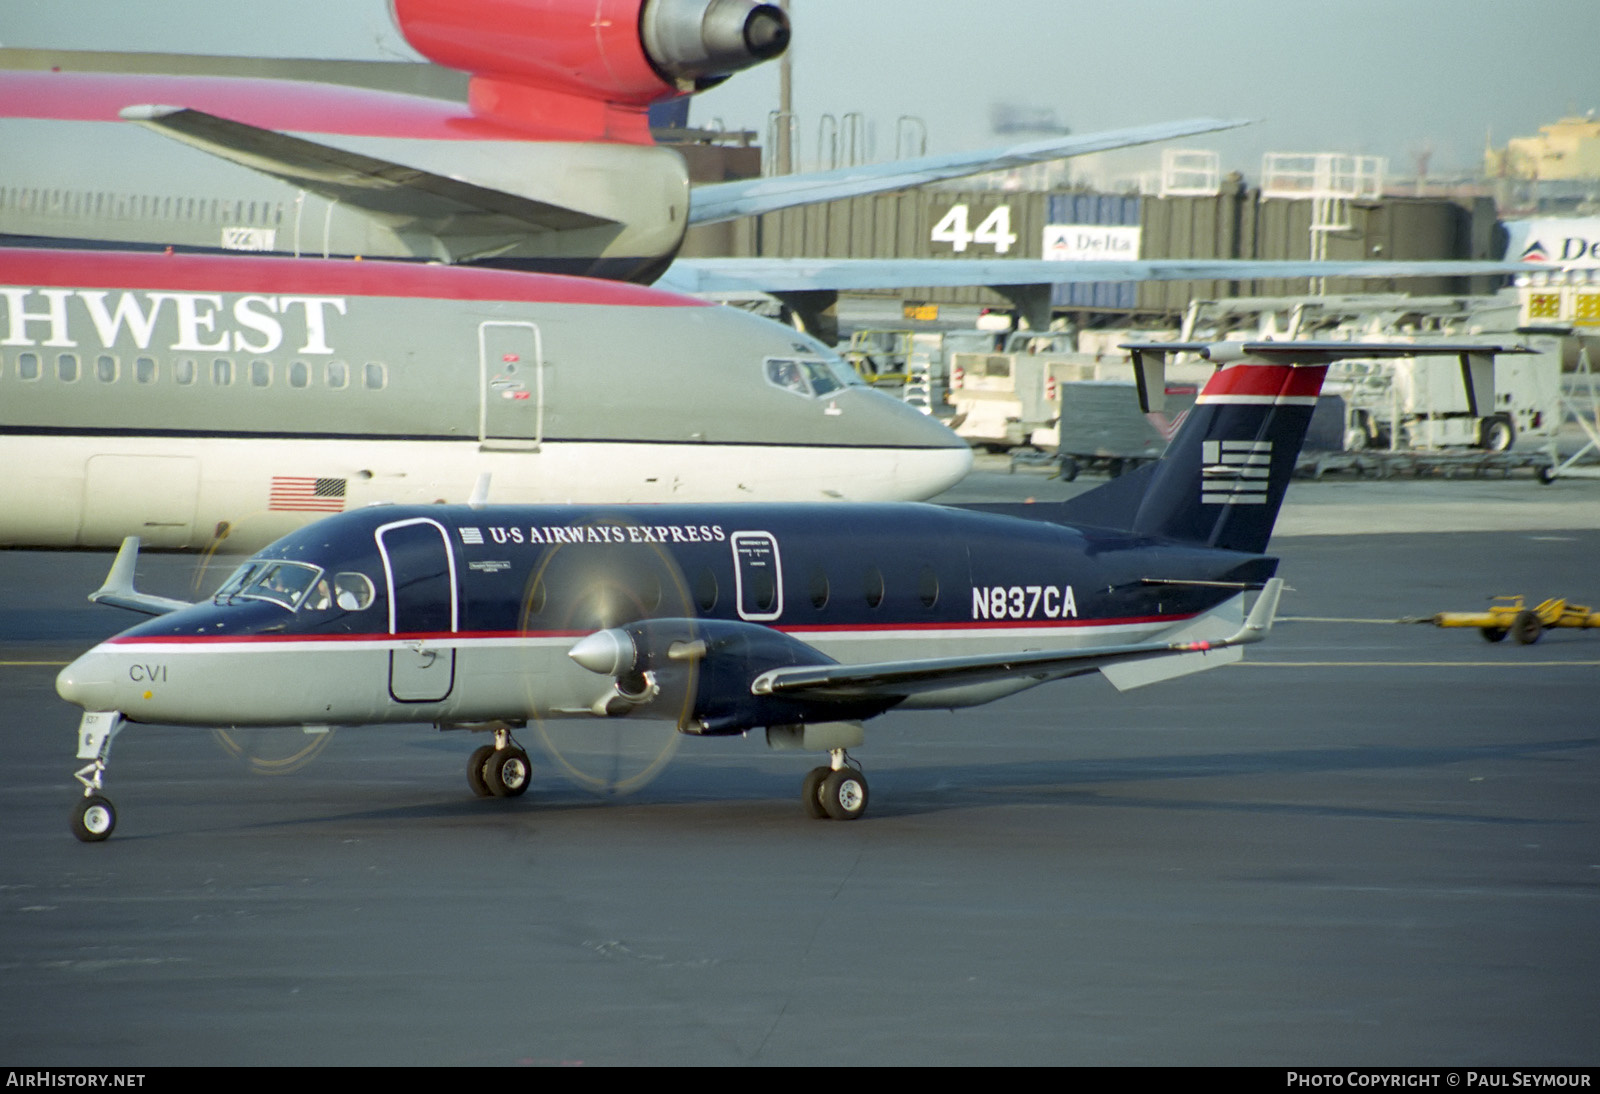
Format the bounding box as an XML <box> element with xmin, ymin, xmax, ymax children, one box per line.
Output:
<box><xmin>801</xmin><ymin>752</ymin><xmax>868</xmax><ymax>821</ymax></box>
<box><xmin>71</xmin><ymin>795</ymin><xmax>117</xmax><ymax>842</ymax></box>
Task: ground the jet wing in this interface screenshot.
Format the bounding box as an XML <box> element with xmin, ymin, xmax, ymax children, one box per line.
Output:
<box><xmin>658</xmin><ymin>257</ymin><xmax>1537</xmax><ymax>295</ymax></box>
<box><xmin>751</xmin><ymin>580</ymin><xmax>1282</xmax><ymax>703</ymax></box>
<box><xmin>120</xmin><ymin>105</ymin><xmax>616</xmax><ymax>241</ymax></box>
<box><xmin>687</xmin><ymin>117</ymin><xmax>1252</xmax><ymax>225</ymax></box>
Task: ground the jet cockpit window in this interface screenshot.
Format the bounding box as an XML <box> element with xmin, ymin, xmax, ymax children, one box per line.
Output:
<box><xmin>764</xmin><ymin>356</ymin><xmax>864</xmax><ymax>399</ymax></box>
<box><xmin>225</xmin><ymin>561</ymin><xmax>325</xmax><ymax>610</ymax></box>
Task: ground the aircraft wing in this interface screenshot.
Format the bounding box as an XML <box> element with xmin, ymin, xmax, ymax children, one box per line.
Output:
<box><xmin>658</xmin><ymin>257</ymin><xmax>1536</xmax><ymax>295</ymax></box>
<box><xmin>751</xmin><ymin>580</ymin><xmax>1283</xmax><ymax>702</ymax></box>
<box><xmin>687</xmin><ymin>117</ymin><xmax>1252</xmax><ymax>225</ymax></box>
<box><xmin>120</xmin><ymin>105</ymin><xmax>616</xmax><ymax>241</ymax></box>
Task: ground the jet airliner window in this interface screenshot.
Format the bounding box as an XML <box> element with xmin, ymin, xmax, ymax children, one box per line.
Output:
<box><xmin>135</xmin><ymin>357</ymin><xmax>156</xmax><ymax>384</ymax></box>
<box><xmin>764</xmin><ymin>357</ymin><xmax>861</xmax><ymax>399</ymax></box>
<box><xmin>96</xmin><ymin>356</ymin><xmax>117</xmax><ymax>383</ymax></box>
<box><xmin>175</xmin><ymin>358</ymin><xmax>196</xmax><ymax>386</ymax></box>
<box><xmin>289</xmin><ymin>361</ymin><xmax>309</xmax><ymax>389</ymax></box>
<box><xmin>250</xmin><ymin>360</ymin><xmax>271</xmax><ymax>388</ymax></box>
<box><xmin>18</xmin><ymin>353</ymin><xmax>39</xmax><ymax>381</ymax></box>
<box><xmin>57</xmin><ymin>354</ymin><xmax>79</xmax><ymax>382</ymax></box>
<box><xmin>326</xmin><ymin>362</ymin><xmax>349</xmax><ymax>389</ymax></box>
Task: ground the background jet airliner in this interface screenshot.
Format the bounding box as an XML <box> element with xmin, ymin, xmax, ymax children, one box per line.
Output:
<box><xmin>0</xmin><ymin>0</ymin><xmax>1246</xmax><ymax>280</ymax></box>
<box><xmin>0</xmin><ymin>247</ymin><xmax>969</xmax><ymax>549</ymax></box>
<box><xmin>54</xmin><ymin>338</ymin><xmax>1528</xmax><ymax>841</ymax></box>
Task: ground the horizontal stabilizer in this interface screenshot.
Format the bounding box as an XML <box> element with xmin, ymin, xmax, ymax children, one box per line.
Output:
<box><xmin>750</xmin><ymin>580</ymin><xmax>1282</xmax><ymax>704</ymax></box>
<box><xmin>121</xmin><ymin>105</ymin><xmax>615</xmax><ymax>247</ymax></box>
<box><xmin>89</xmin><ymin>537</ymin><xmax>192</xmax><ymax>617</ymax></box>
<box><xmin>689</xmin><ymin>117</ymin><xmax>1250</xmax><ymax>225</ymax></box>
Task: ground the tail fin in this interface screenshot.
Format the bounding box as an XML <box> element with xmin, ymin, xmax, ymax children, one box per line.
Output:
<box><xmin>1058</xmin><ymin>339</ymin><xmax>1531</xmax><ymax>554</ymax></box>
<box><xmin>1126</xmin><ymin>357</ymin><xmax>1326</xmax><ymax>553</ymax></box>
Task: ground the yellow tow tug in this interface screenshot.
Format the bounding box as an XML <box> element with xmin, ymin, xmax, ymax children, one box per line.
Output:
<box><xmin>1426</xmin><ymin>596</ymin><xmax>1600</xmax><ymax>644</ymax></box>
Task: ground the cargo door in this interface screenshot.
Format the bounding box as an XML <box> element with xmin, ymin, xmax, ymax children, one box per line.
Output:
<box><xmin>80</xmin><ymin>455</ymin><xmax>200</xmax><ymax>547</ymax></box>
<box><xmin>479</xmin><ymin>321</ymin><xmax>543</xmax><ymax>450</ymax></box>
<box><xmin>377</xmin><ymin>518</ymin><xmax>458</xmax><ymax>703</ymax></box>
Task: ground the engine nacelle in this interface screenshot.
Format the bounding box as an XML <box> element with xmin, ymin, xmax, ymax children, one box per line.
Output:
<box><xmin>392</xmin><ymin>0</ymin><xmax>789</xmax><ymax>104</ymax></box>
<box><xmin>569</xmin><ymin>618</ymin><xmax>892</xmax><ymax>736</ymax></box>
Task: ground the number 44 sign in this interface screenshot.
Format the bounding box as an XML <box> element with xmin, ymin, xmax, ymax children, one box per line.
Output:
<box><xmin>930</xmin><ymin>204</ymin><xmax>1017</xmax><ymax>254</ymax></box>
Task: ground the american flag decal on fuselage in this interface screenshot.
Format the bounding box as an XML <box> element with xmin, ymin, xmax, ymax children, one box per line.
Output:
<box><xmin>268</xmin><ymin>476</ymin><xmax>347</xmax><ymax>513</ymax></box>
<box><xmin>1201</xmin><ymin>440</ymin><xmax>1271</xmax><ymax>505</ymax></box>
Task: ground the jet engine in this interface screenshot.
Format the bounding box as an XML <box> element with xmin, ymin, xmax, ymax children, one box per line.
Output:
<box><xmin>391</xmin><ymin>0</ymin><xmax>790</xmax><ymax>104</ymax></box>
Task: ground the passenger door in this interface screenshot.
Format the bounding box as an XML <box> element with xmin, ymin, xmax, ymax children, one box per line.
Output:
<box><xmin>478</xmin><ymin>321</ymin><xmax>544</xmax><ymax>450</ymax></box>
<box><xmin>377</xmin><ymin>518</ymin><xmax>458</xmax><ymax>703</ymax></box>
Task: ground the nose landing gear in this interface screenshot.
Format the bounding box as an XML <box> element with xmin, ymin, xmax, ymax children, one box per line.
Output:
<box><xmin>69</xmin><ymin>712</ymin><xmax>124</xmax><ymax>842</ymax></box>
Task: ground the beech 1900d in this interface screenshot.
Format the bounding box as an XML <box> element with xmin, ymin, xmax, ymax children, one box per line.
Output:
<box><xmin>54</xmin><ymin>339</ymin><xmax>1529</xmax><ymax>840</ymax></box>
<box><xmin>0</xmin><ymin>247</ymin><xmax>971</xmax><ymax>549</ymax></box>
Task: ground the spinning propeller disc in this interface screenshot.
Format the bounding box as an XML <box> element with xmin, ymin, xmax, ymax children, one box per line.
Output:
<box><xmin>519</xmin><ymin>520</ymin><xmax>695</xmax><ymax>797</ymax></box>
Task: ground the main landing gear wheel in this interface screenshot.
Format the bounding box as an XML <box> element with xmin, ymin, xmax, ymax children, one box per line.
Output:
<box><xmin>486</xmin><ymin>747</ymin><xmax>532</xmax><ymax>798</ymax></box>
<box><xmin>819</xmin><ymin>768</ymin><xmax>868</xmax><ymax>821</ymax></box>
<box><xmin>467</xmin><ymin>744</ymin><xmax>496</xmax><ymax>798</ymax></box>
<box><xmin>801</xmin><ymin>766</ymin><xmax>830</xmax><ymax>819</ymax></box>
<box><xmin>71</xmin><ymin>795</ymin><xmax>116</xmax><ymax>843</ymax></box>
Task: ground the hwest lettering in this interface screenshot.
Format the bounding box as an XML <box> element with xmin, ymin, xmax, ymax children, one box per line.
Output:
<box><xmin>0</xmin><ymin>288</ymin><xmax>347</xmax><ymax>355</ymax></box>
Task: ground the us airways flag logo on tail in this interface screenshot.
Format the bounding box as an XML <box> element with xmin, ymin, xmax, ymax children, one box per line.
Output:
<box><xmin>1201</xmin><ymin>440</ymin><xmax>1272</xmax><ymax>505</ymax></box>
<box><xmin>269</xmin><ymin>476</ymin><xmax>347</xmax><ymax>513</ymax></box>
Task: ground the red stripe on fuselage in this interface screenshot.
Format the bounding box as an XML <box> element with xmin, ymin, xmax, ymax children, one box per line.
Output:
<box><xmin>0</xmin><ymin>248</ymin><xmax>707</xmax><ymax>308</ymax></box>
<box><xmin>105</xmin><ymin>613</ymin><xmax>1195</xmax><ymax>646</ymax></box>
<box><xmin>0</xmin><ymin>70</ymin><xmax>563</xmax><ymax>141</ymax></box>
<box><xmin>1201</xmin><ymin>364</ymin><xmax>1328</xmax><ymax>400</ymax></box>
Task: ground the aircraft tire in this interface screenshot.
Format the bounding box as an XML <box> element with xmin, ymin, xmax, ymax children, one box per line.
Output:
<box><xmin>1511</xmin><ymin>611</ymin><xmax>1542</xmax><ymax>646</ymax></box>
<box><xmin>486</xmin><ymin>748</ymin><xmax>532</xmax><ymax>798</ymax></box>
<box><xmin>71</xmin><ymin>795</ymin><xmax>116</xmax><ymax>842</ymax></box>
<box><xmin>820</xmin><ymin>769</ymin><xmax>868</xmax><ymax>821</ymax></box>
<box><xmin>467</xmin><ymin>745</ymin><xmax>496</xmax><ymax>798</ymax></box>
<box><xmin>801</xmin><ymin>766</ymin><xmax>831</xmax><ymax>820</ymax></box>
<box><xmin>1479</xmin><ymin>626</ymin><xmax>1508</xmax><ymax>643</ymax></box>
<box><xmin>1058</xmin><ymin>457</ymin><xmax>1079</xmax><ymax>482</ymax></box>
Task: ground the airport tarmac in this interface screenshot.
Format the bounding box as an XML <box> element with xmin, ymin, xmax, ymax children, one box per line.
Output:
<box><xmin>0</xmin><ymin>473</ymin><xmax>1597</xmax><ymax>1065</ymax></box>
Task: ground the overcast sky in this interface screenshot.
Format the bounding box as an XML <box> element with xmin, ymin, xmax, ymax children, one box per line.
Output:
<box><xmin>4</xmin><ymin>0</ymin><xmax>1596</xmax><ymax>179</ymax></box>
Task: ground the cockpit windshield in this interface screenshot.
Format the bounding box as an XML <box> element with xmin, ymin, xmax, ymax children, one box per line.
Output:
<box><xmin>214</xmin><ymin>560</ymin><xmax>325</xmax><ymax>610</ymax></box>
<box><xmin>764</xmin><ymin>354</ymin><xmax>863</xmax><ymax>399</ymax></box>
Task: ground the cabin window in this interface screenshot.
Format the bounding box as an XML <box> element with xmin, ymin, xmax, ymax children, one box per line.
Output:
<box><xmin>918</xmin><ymin>566</ymin><xmax>940</xmax><ymax>609</ymax></box>
<box><xmin>212</xmin><ymin>358</ymin><xmax>233</xmax><ymax>386</ymax></box>
<box><xmin>250</xmin><ymin>360</ymin><xmax>272</xmax><ymax>388</ymax></box>
<box><xmin>57</xmin><ymin>354</ymin><xmax>79</xmax><ymax>382</ymax></box>
<box><xmin>693</xmin><ymin>568</ymin><xmax>718</xmax><ymax>613</ymax></box>
<box><xmin>174</xmin><ymin>358</ymin><xmax>196</xmax><ymax>385</ymax></box>
<box><xmin>332</xmin><ymin>573</ymin><xmax>375</xmax><ymax>612</ymax></box>
<box><xmin>135</xmin><ymin>357</ymin><xmax>157</xmax><ymax>383</ymax></box>
<box><xmin>18</xmin><ymin>352</ymin><xmax>40</xmax><ymax>381</ymax></box>
<box><xmin>288</xmin><ymin>361</ymin><xmax>309</xmax><ymax>388</ymax></box>
<box><xmin>326</xmin><ymin>361</ymin><xmax>348</xmax><ymax>389</ymax></box>
<box><xmin>808</xmin><ymin>568</ymin><xmax>830</xmax><ymax>610</ymax></box>
<box><xmin>363</xmin><ymin>362</ymin><xmax>386</xmax><ymax>390</ymax></box>
<box><xmin>96</xmin><ymin>355</ymin><xmax>117</xmax><ymax>383</ymax></box>
<box><xmin>863</xmin><ymin>565</ymin><xmax>884</xmax><ymax>609</ymax></box>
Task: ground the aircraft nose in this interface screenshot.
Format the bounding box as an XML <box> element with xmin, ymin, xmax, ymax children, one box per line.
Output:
<box><xmin>56</xmin><ymin>650</ymin><xmax>117</xmax><ymax>711</ymax></box>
